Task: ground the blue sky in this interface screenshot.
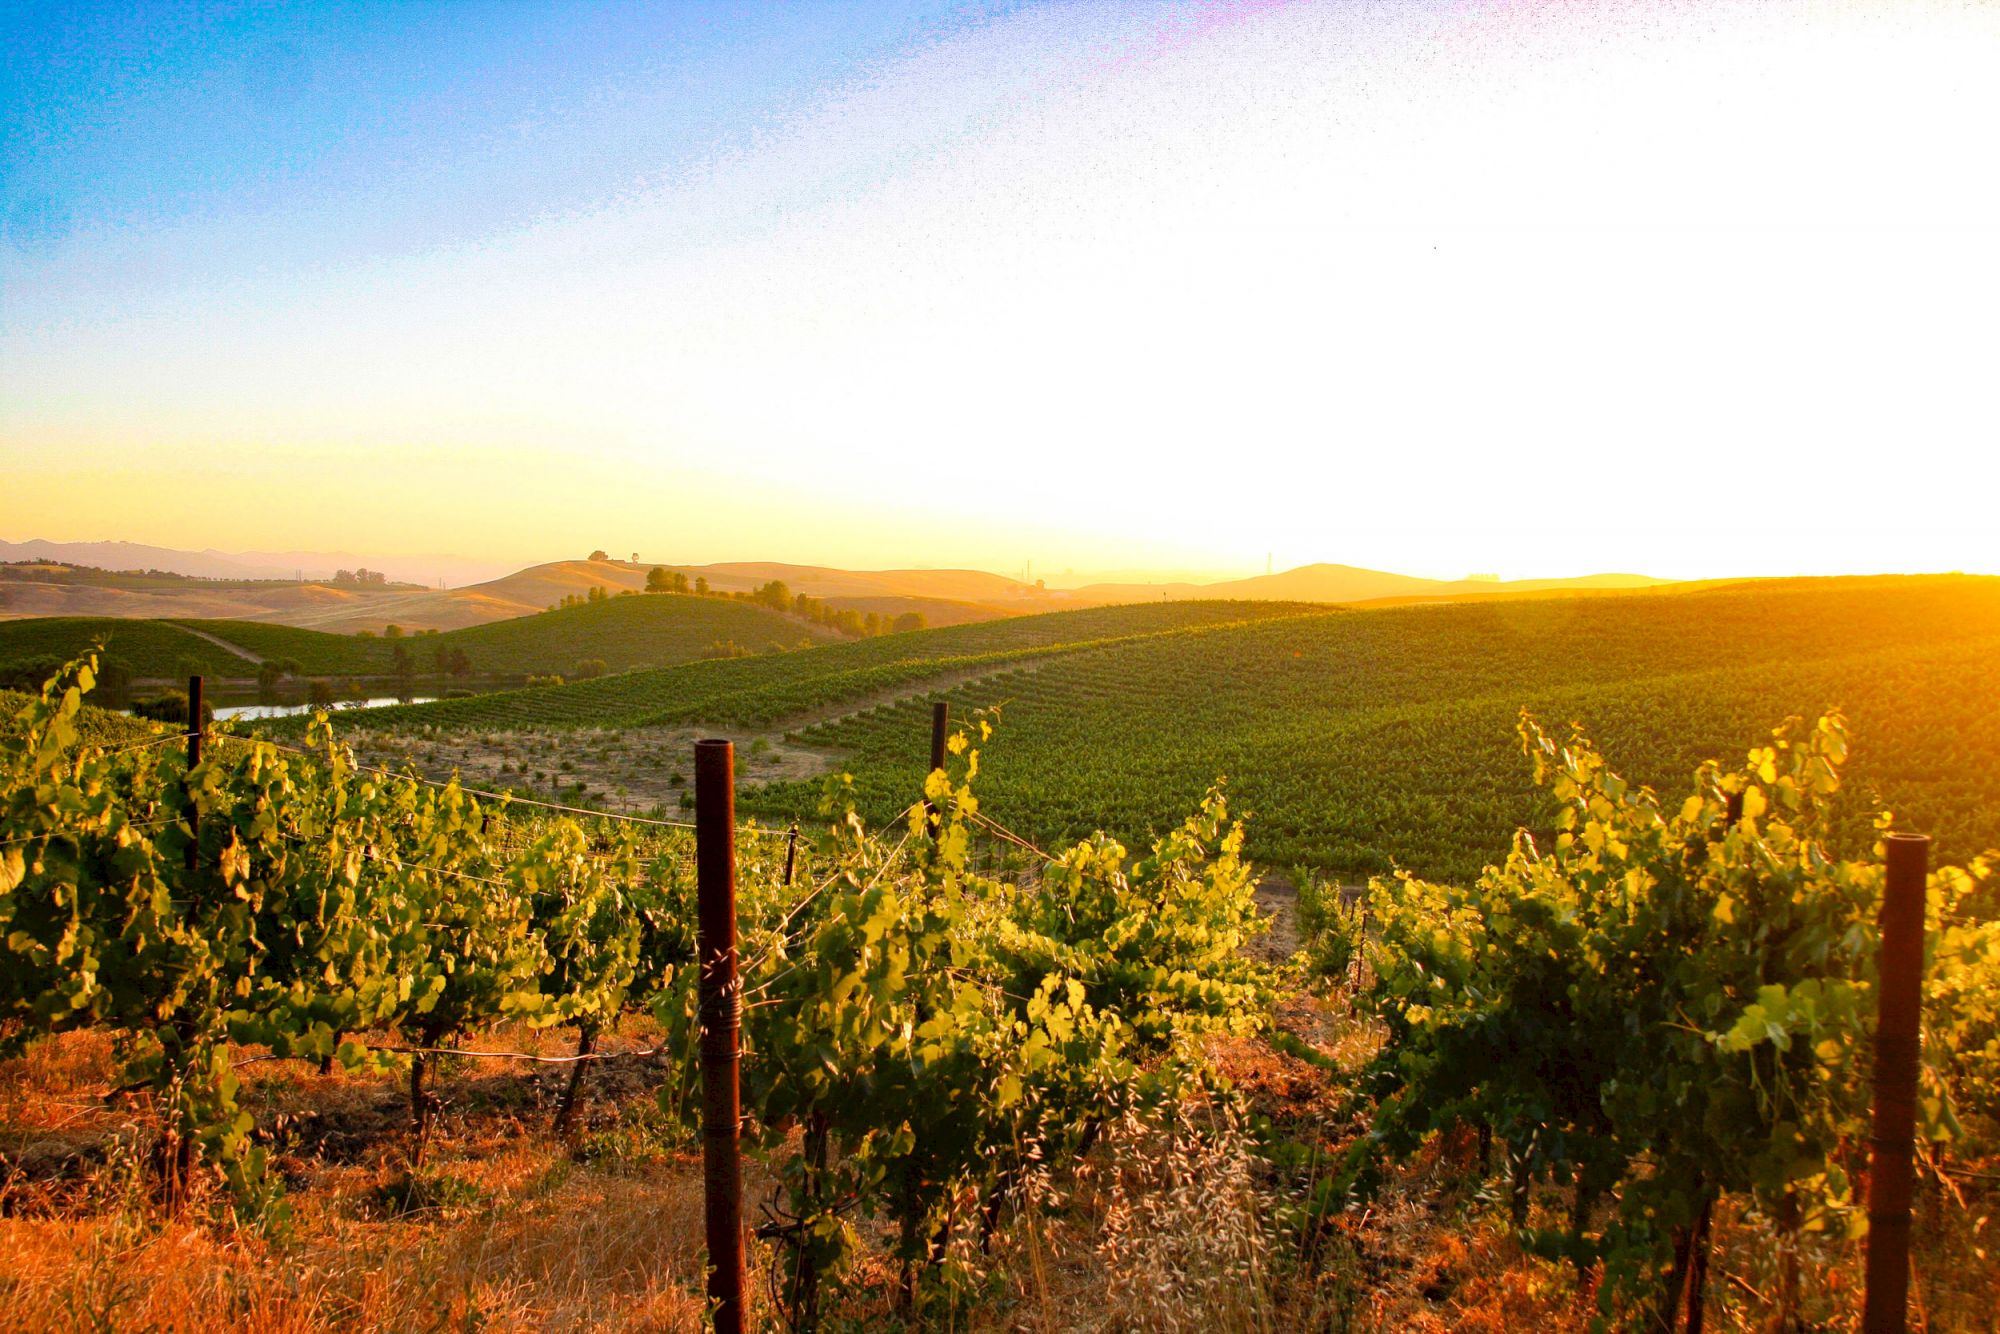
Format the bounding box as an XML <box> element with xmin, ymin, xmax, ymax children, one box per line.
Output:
<box><xmin>3</xmin><ymin>2</ymin><xmax>1021</xmax><ymax>259</ymax></box>
<box><xmin>3</xmin><ymin>1</ymin><xmax>1997</xmax><ymax>580</ymax></box>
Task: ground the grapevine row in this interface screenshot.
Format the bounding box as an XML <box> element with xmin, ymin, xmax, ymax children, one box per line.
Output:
<box><xmin>0</xmin><ymin>655</ymin><xmax>1274</xmax><ymax>1322</ymax></box>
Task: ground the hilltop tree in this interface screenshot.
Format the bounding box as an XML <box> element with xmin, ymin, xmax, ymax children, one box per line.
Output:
<box><xmin>588</xmin><ymin>550</ymin><xmax>609</xmax><ymax>562</ymax></box>
<box><xmin>646</xmin><ymin>566</ymin><xmax>671</xmax><ymax>592</ymax></box>
<box><xmin>751</xmin><ymin>579</ymin><xmax>793</xmax><ymax>611</ymax></box>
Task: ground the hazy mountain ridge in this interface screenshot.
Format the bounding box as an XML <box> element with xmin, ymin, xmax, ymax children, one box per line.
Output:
<box><xmin>1074</xmin><ymin>563</ymin><xmax>1673</xmax><ymax>605</ymax></box>
<box><xmin>2</xmin><ymin>541</ymin><xmax>1678</xmax><ymax>634</ymax></box>
<box><xmin>0</xmin><ymin>539</ymin><xmax>514</xmax><ymax>587</ymax></box>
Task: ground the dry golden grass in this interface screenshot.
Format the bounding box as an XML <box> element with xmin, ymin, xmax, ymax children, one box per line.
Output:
<box><xmin>4</xmin><ymin>985</ymin><xmax>1995</xmax><ymax>1332</ymax></box>
<box><xmin>0</xmin><ymin>1019</ymin><xmax>742</xmax><ymax>1333</ymax></box>
<box><xmin>3</xmin><ymin>1171</ymin><xmax>726</xmax><ymax>1332</ymax></box>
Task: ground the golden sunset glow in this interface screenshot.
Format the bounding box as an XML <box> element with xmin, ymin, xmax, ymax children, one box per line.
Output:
<box><xmin>6</xmin><ymin>0</ymin><xmax>1997</xmax><ymax>582</ymax></box>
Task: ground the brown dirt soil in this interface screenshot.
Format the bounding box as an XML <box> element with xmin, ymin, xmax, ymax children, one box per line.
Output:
<box><xmin>350</xmin><ymin>724</ymin><xmax>833</xmax><ymax>818</ymax></box>
<box><xmin>345</xmin><ymin>657</ymin><xmax>1055</xmax><ymax>819</ymax></box>
<box><xmin>4</xmin><ymin>880</ymin><xmax>1994</xmax><ymax>1330</ymax></box>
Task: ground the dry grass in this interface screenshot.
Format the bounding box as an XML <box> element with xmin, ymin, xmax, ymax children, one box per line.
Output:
<box><xmin>3</xmin><ymin>1169</ymin><xmax>724</xmax><ymax>1332</ymax></box>
<box><xmin>0</xmin><ymin>1018</ymin><xmax>748</xmax><ymax>1333</ymax></box>
<box><xmin>4</xmin><ymin>978</ymin><xmax>1995</xmax><ymax>1331</ymax></box>
<box><xmin>1094</xmin><ymin>1101</ymin><xmax>1277</xmax><ymax>1332</ymax></box>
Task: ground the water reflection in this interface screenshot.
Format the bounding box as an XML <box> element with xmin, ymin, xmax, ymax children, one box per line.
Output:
<box><xmin>214</xmin><ymin>696</ymin><xmax>439</xmax><ymax>721</ymax></box>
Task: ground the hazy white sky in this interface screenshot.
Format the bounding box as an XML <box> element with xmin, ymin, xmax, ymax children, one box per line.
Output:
<box><xmin>4</xmin><ymin>0</ymin><xmax>1997</xmax><ymax>581</ymax></box>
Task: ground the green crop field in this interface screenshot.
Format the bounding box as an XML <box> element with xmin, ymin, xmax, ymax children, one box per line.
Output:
<box><xmin>0</xmin><ymin>592</ymin><xmax>859</xmax><ymax>682</ymax></box>
<box><xmin>321</xmin><ymin>600</ymin><xmax>1328</xmax><ymax>732</ymax></box>
<box><xmin>0</xmin><ymin>617</ymin><xmax>255</xmax><ymax>680</ymax></box>
<box><xmin>326</xmin><ymin>576</ymin><xmax>2000</xmax><ymax>883</ymax></box>
<box><xmin>746</xmin><ymin>576</ymin><xmax>2000</xmax><ymax>880</ymax></box>
<box><xmin>171</xmin><ymin>619</ymin><xmax>399</xmax><ymax>674</ymax></box>
<box><xmin>425</xmin><ymin>591</ymin><xmax>843</xmax><ymax>674</ymax></box>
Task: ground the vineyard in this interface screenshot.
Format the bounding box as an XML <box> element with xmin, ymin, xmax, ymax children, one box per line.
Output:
<box><xmin>319</xmin><ymin>599</ymin><xmax>1326</xmax><ymax>733</ymax></box>
<box><xmin>0</xmin><ymin>618</ymin><xmax>261</xmax><ymax>682</ymax></box>
<box><xmin>4</xmin><ymin>573</ymin><xmax>1999</xmax><ymax>1330</ymax></box>
<box><xmin>0</xmin><ymin>594</ymin><xmax>853</xmax><ymax>686</ymax></box>
<box><xmin>0</xmin><ymin>658</ymin><xmax>1292</xmax><ymax>1328</ymax></box>
<box><xmin>733</xmin><ymin>576</ymin><xmax>2000</xmax><ymax>880</ymax></box>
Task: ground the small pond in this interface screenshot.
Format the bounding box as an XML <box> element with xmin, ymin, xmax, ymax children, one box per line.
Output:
<box><xmin>212</xmin><ymin>696</ymin><xmax>442</xmax><ymax>721</ymax></box>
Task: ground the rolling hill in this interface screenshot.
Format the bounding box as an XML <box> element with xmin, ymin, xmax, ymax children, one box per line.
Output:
<box><xmin>311</xmin><ymin>576</ymin><xmax>2000</xmax><ymax>883</ymax></box>
<box><xmin>251</xmin><ymin>558</ymin><xmax>1683</xmax><ymax>633</ymax></box>
<box><xmin>289</xmin><ymin>601</ymin><xmax>1329</xmax><ymax>732</ymax></box>
<box><xmin>0</xmin><ymin>538</ymin><xmax>511</xmax><ymax>586</ymax></box>
<box><xmin>0</xmin><ymin>556</ymin><xmax>1064</xmax><ymax>636</ymax></box>
<box><xmin>0</xmin><ymin>592</ymin><xmax>848</xmax><ymax>682</ymax></box>
<box><xmin>6</xmin><ymin>541</ymin><xmax>1687</xmax><ymax>635</ymax></box>
<box><xmin>1072</xmin><ymin>562</ymin><xmax>1673</xmax><ymax>605</ymax></box>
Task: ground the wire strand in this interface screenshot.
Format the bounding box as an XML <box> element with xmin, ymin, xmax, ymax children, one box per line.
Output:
<box><xmin>210</xmin><ymin>730</ymin><xmax>792</xmax><ymax>838</ymax></box>
<box><xmin>93</xmin><ymin>733</ymin><xmax>189</xmax><ymax>759</ymax></box>
<box><xmin>967</xmin><ymin>809</ymin><xmax>1059</xmax><ymax>864</ymax></box>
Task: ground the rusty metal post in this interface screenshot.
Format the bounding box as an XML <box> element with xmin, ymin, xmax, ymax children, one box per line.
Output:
<box><xmin>184</xmin><ymin>675</ymin><xmax>204</xmax><ymax>873</ymax></box>
<box><xmin>925</xmin><ymin>700</ymin><xmax>948</xmax><ymax>841</ymax></box>
<box><xmin>783</xmin><ymin>820</ymin><xmax>799</xmax><ymax>887</ymax></box>
<box><xmin>1863</xmin><ymin>832</ymin><xmax>1930</xmax><ymax>1333</ymax></box>
<box><xmin>1684</xmin><ymin>788</ymin><xmax>1747</xmax><ymax>1331</ymax></box>
<box><xmin>695</xmin><ymin>739</ymin><xmax>745</xmax><ymax>1334</ymax></box>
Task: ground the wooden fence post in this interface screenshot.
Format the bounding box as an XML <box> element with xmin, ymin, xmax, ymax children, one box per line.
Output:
<box><xmin>695</xmin><ymin>739</ymin><xmax>745</xmax><ymax>1334</ymax></box>
<box><xmin>1863</xmin><ymin>832</ymin><xmax>1930</xmax><ymax>1333</ymax></box>
<box><xmin>1683</xmin><ymin>788</ymin><xmax>1746</xmax><ymax>1331</ymax></box>
<box><xmin>184</xmin><ymin>675</ymin><xmax>203</xmax><ymax>873</ymax></box>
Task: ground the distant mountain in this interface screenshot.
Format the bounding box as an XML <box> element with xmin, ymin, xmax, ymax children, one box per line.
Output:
<box><xmin>1073</xmin><ymin>563</ymin><xmax>1673</xmax><ymax>606</ymax></box>
<box><xmin>0</xmin><ymin>542</ymin><xmax>1679</xmax><ymax>634</ymax></box>
<box><xmin>153</xmin><ymin>559</ymin><xmax>1071</xmax><ymax>635</ymax></box>
<box><xmin>0</xmin><ymin>539</ymin><xmax>514</xmax><ymax>588</ymax></box>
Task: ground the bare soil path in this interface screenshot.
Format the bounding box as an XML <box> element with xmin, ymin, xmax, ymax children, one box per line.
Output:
<box><xmin>169</xmin><ymin>622</ymin><xmax>263</xmax><ymax>664</ymax></box>
<box><xmin>348</xmin><ymin>657</ymin><xmax>1062</xmax><ymax>818</ymax></box>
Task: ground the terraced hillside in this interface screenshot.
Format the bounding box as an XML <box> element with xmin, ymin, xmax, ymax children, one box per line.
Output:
<box><xmin>0</xmin><ymin>593</ymin><xmax>846</xmax><ymax>681</ymax></box>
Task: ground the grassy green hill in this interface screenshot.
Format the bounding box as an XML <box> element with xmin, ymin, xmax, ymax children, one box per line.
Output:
<box><xmin>0</xmin><ymin>618</ymin><xmax>257</xmax><ymax>681</ymax></box>
<box><xmin>320</xmin><ymin>601</ymin><xmax>1329</xmax><ymax>732</ymax></box>
<box><xmin>314</xmin><ymin>576</ymin><xmax>2000</xmax><ymax>883</ymax></box>
<box><xmin>762</xmin><ymin>575</ymin><xmax>2000</xmax><ymax>879</ymax></box>
<box><xmin>0</xmin><ymin>593</ymin><xmax>850</xmax><ymax>681</ymax></box>
<box><xmin>194</xmin><ymin>594</ymin><xmax>842</xmax><ymax>675</ymax></box>
<box><xmin>171</xmin><ymin>619</ymin><xmax>397</xmax><ymax>674</ymax></box>
<box><xmin>425</xmin><ymin>594</ymin><xmax>842</xmax><ymax>674</ymax></box>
